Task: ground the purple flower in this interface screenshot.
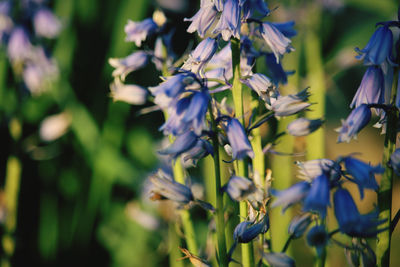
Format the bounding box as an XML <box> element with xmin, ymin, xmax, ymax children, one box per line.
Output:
<box><xmin>306</xmin><ymin>225</ymin><xmax>329</xmax><ymax>255</ymax></box>
<box><xmin>355</xmin><ymin>25</ymin><xmax>393</xmax><ymax>66</ymax></box>
<box><xmin>242</xmin><ymin>0</ymin><xmax>270</xmax><ymax>20</ymax></box>
<box><xmin>350</xmin><ymin>66</ymin><xmax>384</xmax><ymax>112</ymax></box>
<box><xmin>271</xmin><ymin>88</ymin><xmax>311</xmax><ymax>116</ymax></box>
<box><xmin>181</xmin><ymin>139</ymin><xmax>213</xmax><ymax>167</ymax></box>
<box><xmin>109</xmin><ymin>78</ymin><xmax>147</xmax><ymax>105</ymax></box>
<box><xmin>390</xmin><ymin>148</ymin><xmax>400</xmax><ymax>176</ymax></box>
<box><xmin>296</xmin><ymin>159</ymin><xmax>342</xmax><ymax>182</ymax></box>
<box><xmin>181</xmin><ymin>91</ymin><xmax>210</xmax><ymax>135</ymax></box>
<box><xmin>33</xmin><ymin>8</ymin><xmax>62</xmax><ymax>38</ymax></box>
<box><xmin>287</xmin><ymin>118</ymin><xmax>323</xmax><ymax>137</ymax></box>
<box><xmin>109</xmin><ymin>51</ymin><xmax>148</xmax><ymax>80</ymax></box>
<box><xmin>337</xmin><ymin>104</ymin><xmax>371</xmax><ymax>143</ymax></box>
<box><xmin>7</xmin><ymin>27</ymin><xmax>32</xmax><ymax>62</ymax></box>
<box><xmin>265</xmin><ymin>53</ymin><xmax>293</xmax><ymax>86</ymax></box>
<box><xmin>303</xmin><ymin>174</ymin><xmax>331</xmax><ymax>218</ymax></box>
<box><xmin>260</xmin><ymin>22</ymin><xmax>294</xmax><ymax>63</ymax></box>
<box><xmin>334</xmin><ymin>188</ymin><xmax>385</xmax><ymax>237</ymax></box>
<box><xmin>224</xmin><ymin>176</ymin><xmax>256</xmax><ymax>201</ymax></box>
<box><xmin>234</xmin><ymin>217</ymin><xmax>269</xmax><ymax>243</ymax></box>
<box><xmin>149</xmin><ymin>171</ymin><xmax>193</xmax><ymax>204</ymax></box>
<box><xmin>213</xmin><ymin>0</ymin><xmax>241</xmax><ymax>41</ymax></box>
<box><xmin>158</xmin><ymin>131</ymin><xmax>199</xmax><ymax>158</ymax></box>
<box><xmin>343</xmin><ymin>157</ymin><xmax>383</xmax><ymax>199</ymax></box>
<box><xmin>185</xmin><ymin>0</ymin><xmax>218</xmax><ymax>38</ymax></box>
<box><xmin>125</xmin><ymin>18</ymin><xmax>158</xmax><ymax>47</ymax></box>
<box><xmin>272</xmin><ymin>21</ymin><xmax>297</xmax><ymax>38</ymax></box>
<box><xmin>225</xmin><ymin>117</ymin><xmax>254</xmax><ymax>159</ymax></box>
<box><xmin>242</xmin><ymin>73</ymin><xmax>275</xmax><ymax>104</ymax></box>
<box><xmin>182</xmin><ymin>37</ymin><xmax>218</xmax><ymax>74</ymax></box>
<box><xmin>263</xmin><ymin>253</ymin><xmax>295</xmax><ymax>267</ymax></box>
<box><xmin>270</xmin><ymin>181</ymin><xmax>311</xmax><ymax>212</ymax></box>
<box><xmin>288</xmin><ymin>213</ymin><xmax>312</xmax><ymax>238</ymax></box>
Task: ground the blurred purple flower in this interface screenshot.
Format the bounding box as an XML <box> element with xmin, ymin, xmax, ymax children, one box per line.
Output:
<box><xmin>225</xmin><ymin>117</ymin><xmax>254</xmax><ymax>159</ymax></box>
<box><xmin>287</xmin><ymin>118</ymin><xmax>323</xmax><ymax>137</ymax></box>
<box><xmin>260</xmin><ymin>22</ymin><xmax>294</xmax><ymax>63</ymax></box>
<box><xmin>185</xmin><ymin>0</ymin><xmax>217</xmax><ymax>38</ymax></box>
<box><xmin>336</xmin><ymin>104</ymin><xmax>371</xmax><ymax>143</ymax></box>
<box><xmin>213</xmin><ymin>0</ymin><xmax>241</xmax><ymax>41</ymax></box>
<box><xmin>125</xmin><ymin>18</ymin><xmax>158</xmax><ymax>47</ymax></box>
<box><xmin>33</xmin><ymin>8</ymin><xmax>62</xmax><ymax>38</ymax></box>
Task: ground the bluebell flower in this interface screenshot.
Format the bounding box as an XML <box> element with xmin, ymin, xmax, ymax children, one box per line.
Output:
<box><xmin>296</xmin><ymin>159</ymin><xmax>342</xmax><ymax>182</ymax></box>
<box><xmin>109</xmin><ymin>78</ymin><xmax>147</xmax><ymax>105</ymax></box>
<box><xmin>343</xmin><ymin>156</ymin><xmax>384</xmax><ymax>199</ymax></box>
<box><xmin>355</xmin><ymin>25</ymin><xmax>393</xmax><ymax>66</ymax></box>
<box><xmin>240</xmin><ymin>36</ymin><xmax>259</xmax><ymax>76</ymax></box>
<box><xmin>185</xmin><ymin>0</ymin><xmax>218</xmax><ymax>38</ymax></box>
<box><xmin>263</xmin><ymin>253</ymin><xmax>295</xmax><ymax>267</ymax></box>
<box><xmin>265</xmin><ymin>53</ymin><xmax>293</xmax><ymax>86</ymax></box>
<box><xmin>306</xmin><ymin>225</ymin><xmax>329</xmax><ymax>256</ymax></box>
<box><xmin>242</xmin><ymin>0</ymin><xmax>270</xmax><ymax>20</ymax></box>
<box><xmin>149</xmin><ymin>73</ymin><xmax>195</xmax><ymax>109</ymax></box>
<box><xmin>260</xmin><ymin>22</ymin><xmax>294</xmax><ymax>63</ymax></box>
<box><xmin>213</xmin><ymin>0</ymin><xmax>224</xmax><ymax>11</ymax></box>
<box><xmin>242</xmin><ymin>73</ymin><xmax>275</xmax><ymax>104</ymax></box>
<box><xmin>181</xmin><ymin>139</ymin><xmax>213</xmax><ymax>167</ymax></box>
<box><xmin>213</xmin><ymin>0</ymin><xmax>241</xmax><ymax>41</ymax></box>
<box><xmin>149</xmin><ymin>170</ymin><xmax>194</xmax><ymax>204</ymax></box>
<box><xmin>336</xmin><ymin>104</ymin><xmax>371</xmax><ymax>143</ymax></box>
<box><xmin>7</xmin><ymin>27</ymin><xmax>32</xmax><ymax>63</ymax></box>
<box><xmin>271</xmin><ymin>88</ymin><xmax>311</xmax><ymax>116</ymax></box>
<box><xmin>33</xmin><ymin>8</ymin><xmax>62</xmax><ymax>38</ymax></box>
<box><xmin>270</xmin><ymin>181</ymin><xmax>310</xmax><ymax>212</ymax></box>
<box><xmin>158</xmin><ymin>131</ymin><xmax>199</xmax><ymax>158</ymax></box>
<box><xmin>234</xmin><ymin>216</ymin><xmax>269</xmax><ymax>243</ymax></box>
<box><xmin>350</xmin><ymin>66</ymin><xmax>384</xmax><ymax>112</ymax></box>
<box><xmin>125</xmin><ymin>18</ymin><xmax>158</xmax><ymax>47</ymax></box>
<box><xmin>303</xmin><ymin>174</ymin><xmax>330</xmax><ymax>218</ymax></box>
<box><xmin>182</xmin><ymin>37</ymin><xmax>218</xmax><ymax>74</ymax></box>
<box><xmin>224</xmin><ymin>176</ymin><xmax>256</xmax><ymax>201</ymax></box>
<box><xmin>288</xmin><ymin>213</ymin><xmax>312</xmax><ymax>238</ymax></box>
<box><xmin>390</xmin><ymin>148</ymin><xmax>400</xmax><ymax>176</ymax></box>
<box><xmin>225</xmin><ymin>117</ymin><xmax>254</xmax><ymax>159</ymax></box>
<box><xmin>287</xmin><ymin>118</ymin><xmax>323</xmax><ymax>137</ymax></box>
<box><xmin>109</xmin><ymin>51</ymin><xmax>148</xmax><ymax>81</ymax></box>
<box><xmin>181</xmin><ymin>90</ymin><xmax>210</xmax><ymax>135</ymax></box>
<box><xmin>272</xmin><ymin>21</ymin><xmax>297</xmax><ymax>38</ymax></box>
<box><xmin>334</xmin><ymin>188</ymin><xmax>385</xmax><ymax>237</ymax></box>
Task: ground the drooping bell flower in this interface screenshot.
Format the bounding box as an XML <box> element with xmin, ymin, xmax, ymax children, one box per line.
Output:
<box><xmin>303</xmin><ymin>174</ymin><xmax>331</xmax><ymax>218</ymax></box>
<box><xmin>224</xmin><ymin>117</ymin><xmax>254</xmax><ymax>159</ymax></box>
<box><xmin>265</xmin><ymin>53</ymin><xmax>293</xmax><ymax>86</ymax></box>
<box><xmin>109</xmin><ymin>78</ymin><xmax>148</xmax><ymax>105</ymax></box>
<box><xmin>242</xmin><ymin>0</ymin><xmax>270</xmax><ymax>20</ymax></box>
<box><xmin>270</xmin><ymin>181</ymin><xmax>311</xmax><ymax>212</ymax></box>
<box><xmin>213</xmin><ymin>0</ymin><xmax>241</xmax><ymax>41</ymax></box>
<box><xmin>271</xmin><ymin>88</ymin><xmax>311</xmax><ymax>116</ymax></box>
<box><xmin>158</xmin><ymin>131</ymin><xmax>199</xmax><ymax>158</ymax></box>
<box><xmin>260</xmin><ymin>22</ymin><xmax>294</xmax><ymax>63</ymax></box>
<box><xmin>263</xmin><ymin>253</ymin><xmax>295</xmax><ymax>267</ymax></box>
<box><xmin>296</xmin><ymin>159</ymin><xmax>342</xmax><ymax>183</ymax></box>
<box><xmin>109</xmin><ymin>51</ymin><xmax>148</xmax><ymax>80</ymax></box>
<box><xmin>272</xmin><ymin>21</ymin><xmax>297</xmax><ymax>38</ymax></box>
<box><xmin>181</xmin><ymin>139</ymin><xmax>213</xmax><ymax>167</ymax></box>
<box><xmin>288</xmin><ymin>213</ymin><xmax>312</xmax><ymax>238</ymax></box>
<box><xmin>185</xmin><ymin>0</ymin><xmax>218</xmax><ymax>38</ymax></box>
<box><xmin>125</xmin><ymin>18</ymin><xmax>158</xmax><ymax>47</ymax></box>
<box><xmin>233</xmin><ymin>216</ymin><xmax>269</xmax><ymax>243</ymax></box>
<box><xmin>224</xmin><ymin>175</ymin><xmax>256</xmax><ymax>201</ymax></box>
<box><xmin>287</xmin><ymin>118</ymin><xmax>323</xmax><ymax>137</ymax></box>
<box><xmin>242</xmin><ymin>73</ymin><xmax>275</xmax><ymax>105</ymax></box>
<box><xmin>336</xmin><ymin>104</ymin><xmax>371</xmax><ymax>143</ymax></box>
<box><xmin>182</xmin><ymin>37</ymin><xmax>218</xmax><ymax>74</ymax></box>
<box><xmin>355</xmin><ymin>25</ymin><xmax>393</xmax><ymax>66</ymax></box>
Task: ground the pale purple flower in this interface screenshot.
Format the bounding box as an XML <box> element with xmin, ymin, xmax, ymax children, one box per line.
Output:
<box><xmin>260</xmin><ymin>22</ymin><xmax>294</xmax><ymax>63</ymax></box>
<box><xmin>7</xmin><ymin>27</ymin><xmax>32</xmax><ymax>62</ymax></box>
<box><xmin>243</xmin><ymin>73</ymin><xmax>275</xmax><ymax>104</ymax></box>
<box><xmin>271</xmin><ymin>88</ymin><xmax>311</xmax><ymax>116</ymax></box>
<box><xmin>225</xmin><ymin>117</ymin><xmax>254</xmax><ymax>159</ymax></box>
<box><xmin>182</xmin><ymin>37</ymin><xmax>218</xmax><ymax>74</ymax></box>
<box><xmin>337</xmin><ymin>104</ymin><xmax>371</xmax><ymax>143</ymax></box>
<box><xmin>158</xmin><ymin>130</ymin><xmax>199</xmax><ymax>158</ymax></box>
<box><xmin>263</xmin><ymin>253</ymin><xmax>295</xmax><ymax>267</ymax></box>
<box><xmin>296</xmin><ymin>159</ymin><xmax>342</xmax><ymax>182</ymax></box>
<box><xmin>270</xmin><ymin>181</ymin><xmax>310</xmax><ymax>212</ymax></box>
<box><xmin>303</xmin><ymin>174</ymin><xmax>330</xmax><ymax>218</ymax></box>
<box><xmin>224</xmin><ymin>176</ymin><xmax>256</xmax><ymax>201</ymax></box>
<box><xmin>181</xmin><ymin>139</ymin><xmax>213</xmax><ymax>167</ymax></box>
<box><xmin>288</xmin><ymin>213</ymin><xmax>312</xmax><ymax>238</ymax></box>
<box><xmin>109</xmin><ymin>78</ymin><xmax>148</xmax><ymax>105</ymax></box>
<box><xmin>125</xmin><ymin>18</ymin><xmax>158</xmax><ymax>47</ymax></box>
<box><xmin>109</xmin><ymin>51</ymin><xmax>148</xmax><ymax>80</ymax></box>
<box><xmin>242</xmin><ymin>0</ymin><xmax>270</xmax><ymax>19</ymax></box>
<box><xmin>213</xmin><ymin>0</ymin><xmax>241</xmax><ymax>41</ymax></box>
<box><xmin>185</xmin><ymin>0</ymin><xmax>218</xmax><ymax>38</ymax></box>
<box><xmin>33</xmin><ymin>8</ymin><xmax>62</xmax><ymax>38</ymax></box>
<box><xmin>287</xmin><ymin>118</ymin><xmax>323</xmax><ymax>136</ymax></box>
<box><xmin>150</xmin><ymin>171</ymin><xmax>194</xmax><ymax>204</ymax></box>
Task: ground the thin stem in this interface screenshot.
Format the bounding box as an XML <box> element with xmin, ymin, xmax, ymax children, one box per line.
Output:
<box><xmin>376</xmin><ymin>68</ymin><xmax>399</xmax><ymax>267</ymax></box>
<box><xmin>209</xmin><ymin>106</ymin><xmax>228</xmax><ymax>267</ymax></box>
<box><xmin>281</xmin><ymin>235</ymin><xmax>294</xmax><ymax>253</ymax></box>
<box><xmin>231</xmin><ymin>37</ymin><xmax>254</xmax><ymax>267</ymax></box>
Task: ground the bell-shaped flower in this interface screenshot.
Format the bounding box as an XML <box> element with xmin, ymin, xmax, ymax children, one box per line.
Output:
<box><xmin>303</xmin><ymin>174</ymin><xmax>330</xmax><ymax>218</ymax></box>
<box><xmin>270</xmin><ymin>181</ymin><xmax>310</xmax><ymax>212</ymax></box>
<box><xmin>158</xmin><ymin>131</ymin><xmax>199</xmax><ymax>158</ymax></box>
<box><xmin>242</xmin><ymin>0</ymin><xmax>270</xmax><ymax>19</ymax></box>
<box><xmin>225</xmin><ymin>117</ymin><xmax>254</xmax><ymax>159</ymax></box>
<box><xmin>33</xmin><ymin>8</ymin><xmax>62</xmax><ymax>38</ymax></box>
<box><xmin>265</xmin><ymin>53</ymin><xmax>293</xmax><ymax>86</ymax></box>
<box><xmin>124</xmin><ymin>18</ymin><xmax>158</xmax><ymax>47</ymax></box>
<box><xmin>233</xmin><ymin>216</ymin><xmax>269</xmax><ymax>243</ymax></box>
<box><xmin>181</xmin><ymin>139</ymin><xmax>213</xmax><ymax>167</ymax></box>
<box><xmin>149</xmin><ymin>171</ymin><xmax>193</xmax><ymax>204</ymax></box>
<box><xmin>260</xmin><ymin>22</ymin><xmax>294</xmax><ymax>63</ymax></box>
<box><xmin>109</xmin><ymin>78</ymin><xmax>147</xmax><ymax>105</ymax></box>
<box><xmin>39</xmin><ymin>112</ymin><xmax>71</xmax><ymax>142</ymax></box>
<box><xmin>343</xmin><ymin>156</ymin><xmax>384</xmax><ymax>199</ymax></box>
<box><xmin>213</xmin><ymin>0</ymin><xmax>241</xmax><ymax>41</ymax></box>
<box><xmin>185</xmin><ymin>0</ymin><xmax>218</xmax><ymax>38</ymax></box>
<box><xmin>306</xmin><ymin>225</ymin><xmax>329</xmax><ymax>256</ymax></box>
<box><xmin>287</xmin><ymin>118</ymin><xmax>323</xmax><ymax>137</ymax></box>
<box><xmin>288</xmin><ymin>213</ymin><xmax>312</xmax><ymax>238</ymax></box>
<box><xmin>271</xmin><ymin>88</ymin><xmax>311</xmax><ymax>117</ymax></box>
<box><xmin>242</xmin><ymin>73</ymin><xmax>275</xmax><ymax>105</ymax></box>
<box><xmin>224</xmin><ymin>176</ymin><xmax>256</xmax><ymax>201</ymax></box>
<box><xmin>296</xmin><ymin>159</ymin><xmax>342</xmax><ymax>182</ymax></box>
<box><xmin>355</xmin><ymin>25</ymin><xmax>393</xmax><ymax>66</ymax></box>
<box><xmin>272</xmin><ymin>21</ymin><xmax>297</xmax><ymax>38</ymax></box>
<box><xmin>350</xmin><ymin>66</ymin><xmax>384</xmax><ymax>113</ymax></box>
<box><xmin>7</xmin><ymin>27</ymin><xmax>32</xmax><ymax>63</ymax></box>
<box><xmin>336</xmin><ymin>104</ymin><xmax>371</xmax><ymax>143</ymax></box>
<box><xmin>334</xmin><ymin>188</ymin><xmax>385</xmax><ymax>238</ymax></box>
<box><xmin>149</xmin><ymin>73</ymin><xmax>195</xmax><ymax>109</ymax></box>
<box><xmin>390</xmin><ymin>148</ymin><xmax>400</xmax><ymax>176</ymax></box>
<box><xmin>263</xmin><ymin>253</ymin><xmax>295</xmax><ymax>267</ymax></box>
<box><xmin>109</xmin><ymin>51</ymin><xmax>148</xmax><ymax>80</ymax></box>
<box><xmin>182</xmin><ymin>37</ymin><xmax>218</xmax><ymax>74</ymax></box>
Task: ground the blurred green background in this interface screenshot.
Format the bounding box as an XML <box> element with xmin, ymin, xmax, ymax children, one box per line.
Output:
<box><xmin>0</xmin><ymin>0</ymin><xmax>399</xmax><ymax>266</ymax></box>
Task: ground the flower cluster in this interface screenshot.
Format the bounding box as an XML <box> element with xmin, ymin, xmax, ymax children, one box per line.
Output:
<box><xmin>0</xmin><ymin>0</ymin><xmax>61</xmax><ymax>95</ymax></box>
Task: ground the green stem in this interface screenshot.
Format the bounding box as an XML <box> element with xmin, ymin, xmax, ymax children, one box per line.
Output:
<box><xmin>231</xmin><ymin>38</ymin><xmax>254</xmax><ymax>267</ymax></box>
<box><xmin>209</xmin><ymin>106</ymin><xmax>228</xmax><ymax>267</ymax></box>
<box><xmin>376</xmin><ymin>69</ymin><xmax>399</xmax><ymax>267</ymax></box>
